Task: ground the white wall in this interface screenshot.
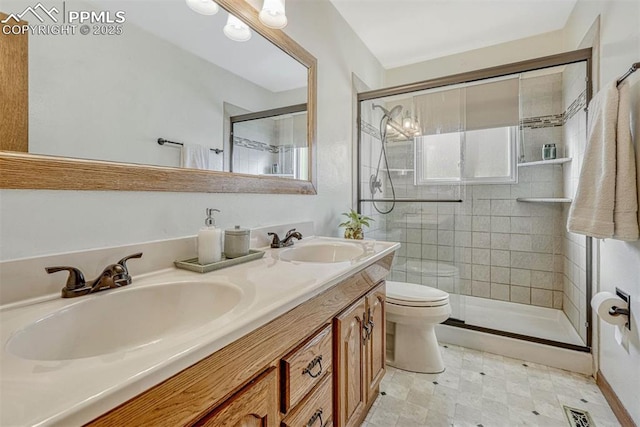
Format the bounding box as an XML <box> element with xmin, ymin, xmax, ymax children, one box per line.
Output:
<box><xmin>385</xmin><ymin>30</ymin><xmax>564</xmax><ymax>87</ymax></box>
<box><xmin>563</xmin><ymin>0</ymin><xmax>640</xmax><ymax>423</ymax></box>
<box><xmin>0</xmin><ymin>0</ymin><xmax>385</xmax><ymax>261</ymax></box>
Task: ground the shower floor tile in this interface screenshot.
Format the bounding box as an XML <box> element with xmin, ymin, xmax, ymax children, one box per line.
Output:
<box><xmin>361</xmin><ymin>344</ymin><xmax>619</xmax><ymax>427</ymax></box>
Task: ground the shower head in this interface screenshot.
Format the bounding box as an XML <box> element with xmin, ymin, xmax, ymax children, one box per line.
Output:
<box><xmin>372</xmin><ymin>103</ymin><xmax>403</xmax><ymax>120</ymax></box>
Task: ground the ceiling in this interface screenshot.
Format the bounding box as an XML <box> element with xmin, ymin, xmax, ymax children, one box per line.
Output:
<box><xmin>329</xmin><ymin>0</ymin><xmax>578</xmax><ymax>69</ymax></box>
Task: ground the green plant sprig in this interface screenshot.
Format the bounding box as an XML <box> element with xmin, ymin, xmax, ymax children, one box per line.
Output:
<box><xmin>339</xmin><ymin>209</ymin><xmax>374</xmax><ymax>229</ymax></box>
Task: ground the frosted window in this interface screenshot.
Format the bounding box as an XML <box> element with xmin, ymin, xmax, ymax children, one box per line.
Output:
<box><xmin>463</xmin><ymin>127</ymin><xmax>514</xmax><ymax>179</ymax></box>
<box><xmin>415</xmin><ymin>133</ymin><xmax>461</xmax><ymax>182</ymax></box>
<box><xmin>415</xmin><ymin>126</ymin><xmax>516</xmax><ymax>184</ymax></box>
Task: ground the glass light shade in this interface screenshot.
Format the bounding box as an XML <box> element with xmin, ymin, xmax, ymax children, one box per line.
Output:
<box><xmin>185</xmin><ymin>0</ymin><xmax>219</xmax><ymax>15</ymax></box>
<box><xmin>259</xmin><ymin>0</ymin><xmax>287</xmax><ymax>29</ymax></box>
<box><xmin>224</xmin><ymin>14</ymin><xmax>252</xmax><ymax>42</ymax></box>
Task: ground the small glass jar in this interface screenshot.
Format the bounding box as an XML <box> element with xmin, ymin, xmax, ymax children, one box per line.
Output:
<box><xmin>542</xmin><ymin>144</ymin><xmax>557</xmax><ymax>161</ymax></box>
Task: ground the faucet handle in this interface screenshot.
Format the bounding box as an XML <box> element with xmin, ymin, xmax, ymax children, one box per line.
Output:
<box><xmin>285</xmin><ymin>228</ymin><xmax>297</xmax><ymax>237</ymax></box>
<box><xmin>45</xmin><ymin>266</ymin><xmax>86</xmax><ymax>289</ymax></box>
<box><xmin>116</xmin><ymin>252</ymin><xmax>143</xmax><ymax>274</ymax></box>
<box><xmin>268</xmin><ymin>232</ymin><xmax>281</xmax><ymax>247</ymax></box>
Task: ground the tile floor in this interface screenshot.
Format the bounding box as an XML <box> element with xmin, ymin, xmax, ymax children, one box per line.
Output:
<box><xmin>362</xmin><ymin>344</ymin><xmax>620</xmax><ymax>427</ymax></box>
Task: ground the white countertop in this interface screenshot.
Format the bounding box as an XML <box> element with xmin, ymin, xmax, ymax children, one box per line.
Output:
<box><xmin>0</xmin><ymin>237</ymin><xmax>398</xmax><ymax>427</ymax></box>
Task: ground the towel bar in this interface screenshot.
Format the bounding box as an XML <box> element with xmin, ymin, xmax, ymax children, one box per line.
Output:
<box><xmin>157</xmin><ymin>138</ymin><xmax>223</xmax><ymax>154</ymax></box>
<box><xmin>616</xmin><ymin>62</ymin><xmax>639</xmax><ymax>86</ymax></box>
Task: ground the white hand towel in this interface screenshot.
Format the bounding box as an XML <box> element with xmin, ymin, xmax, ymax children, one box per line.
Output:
<box><xmin>613</xmin><ymin>81</ymin><xmax>639</xmax><ymax>241</ymax></box>
<box><xmin>567</xmin><ymin>80</ymin><xmax>640</xmax><ymax>241</ymax></box>
<box><xmin>567</xmin><ymin>81</ymin><xmax>618</xmax><ymax>238</ymax></box>
<box><xmin>181</xmin><ymin>143</ymin><xmax>212</xmax><ymax>170</ymax></box>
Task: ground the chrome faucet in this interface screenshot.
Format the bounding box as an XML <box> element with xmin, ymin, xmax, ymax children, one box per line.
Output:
<box><xmin>268</xmin><ymin>229</ymin><xmax>303</xmax><ymax>248</ymax></box>
<box><xmin>46</xmin><ymin>252</ymin><xmax>143</xmax><ymax>298</ymax></box>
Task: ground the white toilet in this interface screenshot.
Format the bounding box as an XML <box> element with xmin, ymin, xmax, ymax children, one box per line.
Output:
<box><xmin>385</xmin><ymin>280</ymin><xmax>451</xmax><ymax>373</ymax></box>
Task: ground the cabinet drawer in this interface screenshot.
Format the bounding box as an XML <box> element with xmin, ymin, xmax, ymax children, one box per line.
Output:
<box><xmin>281</xmin><ymin>373</ymin><xmax>332</xmax><ymax>427</ymax></box>
<box><xmin>281</xmin><ymin>324</ymin><xmax>332</xmax><ymax>412</ymax></box>
<box><xmin>194</xmin><ymin>367</ymin><xmax>279</xmax><ymax>427</ymax></box>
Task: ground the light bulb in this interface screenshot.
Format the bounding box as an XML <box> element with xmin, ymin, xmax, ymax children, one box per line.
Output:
<box><xmin>185</xmin><ymin>0</ymin><xmax>219</xmax><ymax>15</ymax></box>
<box><xmin>224</xmin><ymin>14</ymin><xmax>251</xmax><ymax>42</ymax></box>
<box><xmin>259</xmin><ymin>0</ymin><xmax>287</xmax><ymax>29</ymax></box>
<box><xmin>403</xmin><ymin>117</ymin><xmax>412</xmax><ymax>129</ymax></box>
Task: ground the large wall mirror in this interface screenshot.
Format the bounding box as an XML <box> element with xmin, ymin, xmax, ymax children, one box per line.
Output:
<box><xmin>0</xmin><ymin>0</ymin><xmax>317</xmax><ymax>194</ymax></box>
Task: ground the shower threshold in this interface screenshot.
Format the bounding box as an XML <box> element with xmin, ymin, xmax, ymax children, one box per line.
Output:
<box><xmin>446</xmin><ymin>295</ymin><xmax>588</xmax><ymax>352</ymax></box>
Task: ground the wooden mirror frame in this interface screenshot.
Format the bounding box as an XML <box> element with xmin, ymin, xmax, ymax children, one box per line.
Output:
<box><xmin>0</xmin><ymin>0</ymin><xmax>317</xmax><ymax>194</ymax></box>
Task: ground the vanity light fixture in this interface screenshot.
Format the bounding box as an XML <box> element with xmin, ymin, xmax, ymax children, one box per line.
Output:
<box><xmin>185</xmin><ymin>0</ymin><xmax>219</xmax><ymax>15</ymax></box>
<box><xmin>402</xmin><ymin>111</ymin><xmax>421</xmax><ymax>136</ymax></box>
<box><xmin>259</xmin><ymin>0</ymin><xmax>287</xmax><ymax>29</ymax></box>
<box><xmin>224</xmin><ymin>13</ymin><xmax>252</xmax><ymax>42</ymax></box>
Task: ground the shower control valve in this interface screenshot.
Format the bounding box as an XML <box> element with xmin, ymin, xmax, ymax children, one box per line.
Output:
<box><xmin>369</xmin><ymin>174</ymin><xmax>382</xmax><ymax>195</ymax></box>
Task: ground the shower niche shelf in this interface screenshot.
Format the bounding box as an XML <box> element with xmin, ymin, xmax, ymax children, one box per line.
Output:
<box><xmin>517</xmin><ymin>158</ymin><xmax>572</xmax><ymax>167</ymax></box>
<box><xmin>516</xmin><ymin>197</ymin><xmax>572</xmax><ymax>203</ymax></box>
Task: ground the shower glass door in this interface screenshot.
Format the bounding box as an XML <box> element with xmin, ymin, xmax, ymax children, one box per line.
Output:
<box><xmin>358</xmin><ymin>52</ymin><xmax>591</xmax><ymax>350</ymax></box>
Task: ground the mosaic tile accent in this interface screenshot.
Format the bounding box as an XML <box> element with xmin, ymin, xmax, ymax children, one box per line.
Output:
<box><xmin>519</xmin><ymin>90</ymin><xmax>587</xmax><ymax>130</ymax></box>
<box><xmin>232</xmin><ymin>136</ymin><xmax>293</xmax><ymax>153</ymax></box>
<box><xmin>520</xmin><ymin>114</ymin><xmax>565</xmax><ymax>129</ymax></box>
<box><xmin>361</xmin><ymin>120</ymin><xmax>381</xmax><ymax>140</ymax></box>
<box><xmin>361</xmin><ymin>344</ymin><xmax>619</xmax><ymax>427</ymax></box>
<box><xmin>564</xmin><ymin>90</ymin><xmax>587</xmax><ymax>122</ymax></box>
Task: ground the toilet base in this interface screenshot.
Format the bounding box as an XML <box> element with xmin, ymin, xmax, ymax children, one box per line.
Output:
<box><xmin>388</xmin><ymin>323</ymin><xmax>445</xmax><ymax>374</ymax></box>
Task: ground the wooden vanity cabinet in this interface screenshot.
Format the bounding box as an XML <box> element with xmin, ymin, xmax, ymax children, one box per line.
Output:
<box><xmin>193</xmin><ymin>367</ymin><xmax>279</xmax><ymax>427</ymax></box>
<box><xmin>334</xmin><ymin>283</ymin><xmax>386</xmax><ymax>427</ymax></box>
<box><xmin>87</xmin><ymin>254</ymin><xmax>393</xmax><ymax>427</ymax></box>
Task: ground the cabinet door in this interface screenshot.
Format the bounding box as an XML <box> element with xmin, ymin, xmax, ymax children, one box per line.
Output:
<box><xmin>333</xmin><ymin>298</ymin><xmax>367</xmax><ymax>427</ymax></box>
<box><xmin>365</xmin><ymin>283</ymin><xmax>386</xmax><ymax>402</ymax></box>
<box><xmin>195</xmin><ymin>367</ymin><xmax>278</xmax><ymax>427</ymax></box>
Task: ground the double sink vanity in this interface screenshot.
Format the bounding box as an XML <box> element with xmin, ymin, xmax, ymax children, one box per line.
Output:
<box><xmin>1</xmin><ymin>237</ymin><xmax>398</xmax><ymax>426</ymax></box>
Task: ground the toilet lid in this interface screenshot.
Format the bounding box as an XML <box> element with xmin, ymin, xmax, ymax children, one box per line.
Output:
<box><xmin>386</xmin><ymin>281</ymin><xmax>449</xmax><ymax>307</ymax></box>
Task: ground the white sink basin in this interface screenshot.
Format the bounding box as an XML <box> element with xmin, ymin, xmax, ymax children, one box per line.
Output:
<box><xmin>6</xmin><ymin>281</ymin><xmax>244</xmax><ymax>361</ymax></box>
<box><xmin>279</xmin><ymin>242</ymin><xmax>365</xmax><ymax>263</ymax></box>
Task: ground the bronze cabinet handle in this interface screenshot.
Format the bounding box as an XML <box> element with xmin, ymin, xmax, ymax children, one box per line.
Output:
<box><xmin>302</xmin><ymin>355</ymin><xmax>323</xmax><ymax>378</ymax></box>
<box><xmin>362</xmin><ymin>308</ymin><xmax>375</xmax><ymax>344</ymax></box>
<box><xmin>363</xmin><ymin>323</ymin><xmax>371</xmax><ymax>344</ymax></box>
<box><xmin>306</xmin><ymin>408</ymin><xmax>324</xmax><ymax>427</ymax></box>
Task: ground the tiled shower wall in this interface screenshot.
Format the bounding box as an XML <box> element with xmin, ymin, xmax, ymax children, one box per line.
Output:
<box><xmin>520</xmin><ymin>73</ymin><xmax>565</xmax><ymax>161</ymax></box>
<box><xmin>365</xmin><ymin>176</ymin><xmax>565</xmax><ymax>310</ymax></box>
<box><xmin>361</xmin><ymin>74</ymin><xmax>567</xmax><ymax>310</ymax></box>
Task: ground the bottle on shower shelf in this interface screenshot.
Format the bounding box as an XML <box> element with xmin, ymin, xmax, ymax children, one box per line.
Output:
<box><xmin>542</xmin><ymin>143</ymin><xmax>557</xmax><ymax>161</ymax></box>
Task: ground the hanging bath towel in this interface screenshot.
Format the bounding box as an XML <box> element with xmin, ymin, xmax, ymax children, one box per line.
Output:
<box><xmin>613</xmin><ymin>81</ymin><xmax>639</xmax><ymax>240</ymax></box>
<box><xmin>567</xmin><ymin>80</ymin><xmax>639</xmax><ymax>241</ymax></box>
<box><xmin>181</xmin><ymin>143</ymin><xmax>212</xmax><ymax>170</ymax></box>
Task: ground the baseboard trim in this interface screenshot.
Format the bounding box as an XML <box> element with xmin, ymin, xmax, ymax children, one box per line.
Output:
<box><xmin>596</xmin><ymin>370</ymin><xmax>636</xmax><ymax>427</ymax></box>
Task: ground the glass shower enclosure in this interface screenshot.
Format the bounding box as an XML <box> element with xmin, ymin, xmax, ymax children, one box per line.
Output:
<box><xmin>358</xmin><ymin>50</ymin><xmax>592</xmax><ymax>351</ymax></box>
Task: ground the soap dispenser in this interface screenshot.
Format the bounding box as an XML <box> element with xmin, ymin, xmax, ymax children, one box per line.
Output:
<box><xmin>198</xmin><ymin>208</ymin><xmax>222</xmax><ymax>265</ymax></box>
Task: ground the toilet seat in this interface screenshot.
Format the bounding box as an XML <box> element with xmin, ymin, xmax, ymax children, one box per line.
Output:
<box><xmin>386</xmin><ymin>281</ymin><xmax>449</xmax><ymax>307</ymax></box>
